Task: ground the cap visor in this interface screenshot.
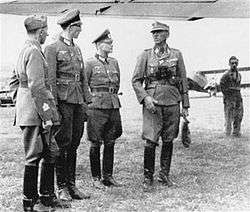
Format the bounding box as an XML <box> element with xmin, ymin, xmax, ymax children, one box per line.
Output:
<box><xmin>150</xmin><ymin>28</ymin><xmax>168</xmax><ymax>33</ymax></box>
<box><xmin>70</xmin><ymin>20</ymin><xmax>82</xmax><ymax>26</ymax></box>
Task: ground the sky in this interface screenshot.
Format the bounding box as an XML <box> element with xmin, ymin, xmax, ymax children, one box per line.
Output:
<box><xmin>0</xmin><ymin>14</ymin><xmax>250</xmax><ymax>90</ymax></box>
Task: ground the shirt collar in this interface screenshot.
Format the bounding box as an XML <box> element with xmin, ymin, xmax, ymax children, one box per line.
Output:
<box><xmin>152</xmin><ymin>44</ymin><xmax>170</xmax><ymax>59</ymax></box>
<box><xmin>153</xmin><ymin>43</ymin><xmax>168</xmax><ymax>54</ymax></box>
<box><xmin>153</xmin><ymin>44</ymin><xmax>171</xmax><ymax>59</ymax></box>
<box><xmin>229</xmin><ymin>68</ymin><xmax>238</xmax><ymax>73</ymax></box>
<box><xmin>95</xmin><ymin>54</ymin><xmax>108</xmax><ymax>64</ymax></box>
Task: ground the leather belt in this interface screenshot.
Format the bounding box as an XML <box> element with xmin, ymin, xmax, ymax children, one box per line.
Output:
<box><xmin>151</xmin><ymin>79</ymin><xmax>169</xmax><ymax>85</ymax></box>
<box><xmin>91</xmin><ymin>87</ymin><xmax>118</xmax><ymax>94</ymax></box>
<box><xmin>146</xmin><ymin>79</ymin><xmax>178</xmax><ymax>90</ymax></box>
<box><xmin>150</xmin><ymin>79</ymin><xmax>169</xmax><ymax>85</ymax></box>
<box><xmin>58</xmin><ymin>72</ymin><xmax>81</xmax><ymax>82</ymax></box>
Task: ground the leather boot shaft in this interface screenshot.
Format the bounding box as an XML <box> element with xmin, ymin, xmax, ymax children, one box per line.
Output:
<box><xmin>56</xmin><ymin>149</ymin><xmax>67</xmax><ymax>189</ymax></box>
<box><xmin>144</xmin><ymin>145</ymin><xmax>156</xmax><ymax>180</ymax></box>
<box><xmin>40</xmin><ymin>162</ymin><xmax>55</xmax><ymax>196</ymax></box>
<box><xmin>90</xmin><ymin>146</ymin><xmax>101</xmax><ymax>178</ymax></box>
<box><xmin>102</xmin><ymin>143</ymin><xmax>114</xmax><ymax>180</ymax></box>
<box><xmin>102</xmin><ymin>143</ymin><xmax>121</xmax><ymax>187</ymax></box>
<box><xmin>67</xmin><ymin>149</ymin><xmax>90</xmax><ymax>199</ymax></box>
<box><xmin>67</xmin><ymin>150</ymin><xmax>77</xmax><ymax>187</ymax></box>
<box><xmin>159</xmin><ymin>142</ymin><xmax>173</xmax><ymax>177</ymax></box>
<box><xmin>23</xmin><ymin>166</ymin><xmax>39</xmax><ymax>201</ymax></box>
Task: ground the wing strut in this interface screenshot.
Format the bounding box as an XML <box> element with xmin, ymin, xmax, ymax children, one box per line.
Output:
<box><xmin>95</xmin><ymin>5</ymin><xmax>112</xmax><ymax>15</ymax></box>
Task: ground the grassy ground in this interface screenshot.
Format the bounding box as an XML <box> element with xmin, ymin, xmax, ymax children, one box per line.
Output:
<box><xmin>0</xmin><ymin>96</ymin><xmax>250</xmax><ymax>211</ymax></box>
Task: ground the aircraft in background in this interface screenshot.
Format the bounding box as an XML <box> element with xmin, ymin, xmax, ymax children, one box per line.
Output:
<box><xmin>0</xmin><ymin>0</ymin><xmax>250</xmax><ymax>102</ymax></box>
<box><xmin>0</xmin><ymin>0</ymin><xmax>250</xmax><ymax>20</ymax></box>
<box><xmin>0</xmin><ymin>89</ymin><xmax>14</xmax><ymax>107</ymax></box>
<box><xmin>188</xmin><ymin>66</ymin><xmax>250</xmax><ymax>97</ymax></box>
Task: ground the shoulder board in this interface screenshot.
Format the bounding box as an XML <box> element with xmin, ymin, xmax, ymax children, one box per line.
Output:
<box><xmin>45</xmin><ymin>42</ymin><xmax>57</xmax><ymax>49</ymax></box>
<box><xmin>170</xmin><ymin>47</ymin><xmax>180</xmax><ymax>53</ymax></box>
<box><xmin>26</xmin><ymin>44</ymin><xmax>40</xmax><ymax>53</ymax></box>
<box><xmin>222</xmin><ymin>70</ymin><xmax>230</xmax><ymax>75</ymax></box>
<box><xmin>107</xmin><ymin>57</ymin><xmax>117</xmax><ymax>62</ymax></box>
<box><xmin>86</xmin><ymin>57</ymin><xmax>97</xmax><ymax>63</ymax></box>
<box><xmin>23</xmin><ymin>45</ymin><xmax>38</xmax><ymax>57</ymax></box>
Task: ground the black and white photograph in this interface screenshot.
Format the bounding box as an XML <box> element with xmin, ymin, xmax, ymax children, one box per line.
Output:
<box><xmin>0</xmin><ymin>0</ymin><xmax>249</xmax><ymax>211</ymax></box>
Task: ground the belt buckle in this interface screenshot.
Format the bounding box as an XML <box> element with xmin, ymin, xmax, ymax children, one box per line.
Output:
<box><xmin>109</xmin><ymin>87</ymin><xmax>115</xmax><ymax>94</ymax></box>
<box><xmin>75</xmin><ymin>73</ymin><xmax>80</xmax><ymax>81</ymax></box>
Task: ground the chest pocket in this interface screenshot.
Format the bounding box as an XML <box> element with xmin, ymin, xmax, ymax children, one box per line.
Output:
<box><xmin>71</xmin><ymin>49</ymin><xmax>83</xmax><ymax>70</ymax></box>
<box><xmin>108</xmin><ymin>66</ymin><xmax>119</xmax><ymax>82</ymax></box>
<box><xmin>165</xmin><ymin>58</ymin><xmax>178</xmax><ymax>76</ymax></box>
<box><xmin>92</xmin><ymin>66</ymin><xmax>106</xmax><ymax>77</ymax></box>
<box><xmin>57</xmin><ymin>51</ymin><xmax>71</xmax><ymax>62</ymax></box>
<box><xmin>147</xmin><ymin>58</ymin><xmax>158</xmax><ymax>77</ymax></box>
<box><xmin>74</xmin><ymin>48</ymin><xmax>82</xmax><ymax>62</ymax></box>
<box><xmin>76</xmin><ymin>50</ymin><xmax>84</xmax><ymax>69</ymax></box>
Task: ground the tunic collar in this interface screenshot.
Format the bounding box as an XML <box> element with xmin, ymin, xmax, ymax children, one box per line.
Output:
<box><xmin>95</xmin><ymin>54</ymin><xmax>108</xmax><ymax>64</ymax></box>
<box><xmin>152</xmin><ymin>43</ymin><xmax>170</xmax><ymax>59</ymax></box>
<box><xmin>59</xmin><ymin>35</ymin><xmax>74</xmax><ymax>46</ymax></box>
<box><xmin>228</xmin><ymin>69</ymin><xmax>239</xmax><ymax>81</ymax></box>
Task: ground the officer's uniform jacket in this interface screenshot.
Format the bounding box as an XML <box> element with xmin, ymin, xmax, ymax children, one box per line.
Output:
<box><xmin>15</xmin><ymin>39</ymin><xmax>59</xmax><ymax>126</ymax></box>
<box><xmin>220</xmin><ymin>69</ymin><xmax>242</xmax><ymax>102</ymax></box>
<box><xmin>44</xmin><ymin>36</ymin><xmax>91</xmax><ymax>105</ymax></box>
<box><xmin>85</xmin><ymin>54</ymin><xmax>121</xmax><ymax>109</ymax></box>
<box><xmin>132</xmin><ymin>45</ymin><xmax>189</xmax><ymax>108</ymax></box>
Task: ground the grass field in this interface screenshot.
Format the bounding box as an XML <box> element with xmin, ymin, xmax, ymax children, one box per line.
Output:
<box><xmin>0</xmin><ymin>95</ymin><xmax>249</xmax><ymax>211</ymax></box>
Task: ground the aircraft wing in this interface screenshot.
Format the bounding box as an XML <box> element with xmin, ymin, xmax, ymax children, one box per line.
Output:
<box><xmin>188</xmin><ymin>78</ymin><xmax>208</xmax><ymax>93</ymax></box>
<box><xmin>188</xmin><ymin>66</ymin><xmax>250</xmax><ymax>94</ymax></box>
<box><xmin>0</xmin><ymin>0</ymin><xmax>250</xmax><ymax>20</ymax></box>
<box><xmin>199</xmin><ymin>67</ymin><xmax>250</xmax><ymax>75</ymax></box>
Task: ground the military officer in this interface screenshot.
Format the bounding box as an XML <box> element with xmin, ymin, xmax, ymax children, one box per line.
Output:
<box><xmin>220</xmin><ymin>56</ymin><xmax>243</xmax><ymax>137</ymax></box>
<box><xmin>44</xmin><ymin>9</ymin><xmax>91</xmax><ymax>201</ymax></box>
<box><xmin>15</xmin><ymin>15</ymin><xmax>63</xmax><ymax>211</ymax></box>
<box><xmin>132</xmin><ymin>21</ymin><xmax>190</xmax><ymax>189</ymax></box>
<box><xmin>85</xmin><ymin>29</ymin><xmax>122</xmax><ymax>188</ymax></box>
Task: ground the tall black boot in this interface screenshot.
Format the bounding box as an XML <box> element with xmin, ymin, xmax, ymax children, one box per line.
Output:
<box><xmin>90</xmin><ymin>146</ymin><xmax>101</xmax><ymax>179</ymax></box>
<box><xmin>102</xmin><ymin>143</ymin><xmax>120</xmax><ymax>187</ymax></box>
<box><xmin>158</xmin><ymin>142</ymin><xmax>174</xmax><ymax>187</ymax></box>
<box><xmin>40</xmin><ymin>162</ymin><xmax>54</xmax><ymax>198</ymax></box>
<box><xmin>143</xmin><ymin>144</ymin><xmax>156</xmax><ymax>185</ymax></box>
<box><xmin>23</xmin><ymin>166</ymin><xmax>39</xmax><ymax>211</ymax></box>
<box><xmin>90</xmin><ymin>145</ymin><xmax>105</xmax><ymax>189</ymax></box>
<box><xmin>67</xmin><ymin>149</ymin><xmax>90</xmax><ymax>199</ymax></box>
<box><xmin>40</xmin><ymin>162</ymin><xmax>71</xmax><ymax>208</ymax></box>
<box><xmin>56</xmin><ymin>149</ymin><xmax>72</xmax><ymax>201</ymax></box>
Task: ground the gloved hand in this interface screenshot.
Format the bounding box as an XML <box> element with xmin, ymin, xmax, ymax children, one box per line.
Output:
<box><xmin>182</xmin><ymin>108</ymin><xmax>189</xmax><ymax>118</ymax></box>
<box><xmin>144</xmin><ymin>96</ymin><xmax>158</xmax><ymax>114</ymax></box>
<box><xmin>181</xmin><ymin>117</ymin><xmax>191</xmax><ymax>148</ymax></box>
